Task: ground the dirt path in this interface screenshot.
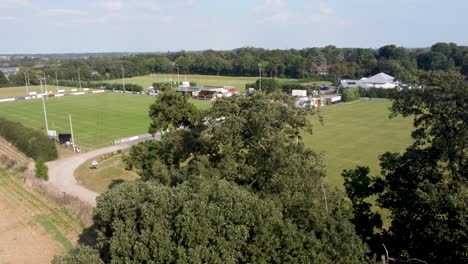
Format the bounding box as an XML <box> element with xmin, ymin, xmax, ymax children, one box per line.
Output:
<box><xmin>46</xmin><ymin>135</ymin><xmax>158</xmax><ymax>207</ymax></box>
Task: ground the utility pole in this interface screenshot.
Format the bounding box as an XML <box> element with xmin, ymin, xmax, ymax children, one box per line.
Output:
<box><xmin>55</xmin><ymin>71</ymin><xmax>59</xmax><ymax>93</ymax></box>
<box><xmin>43</xmin><ymin>73</ymin><xmax>48</xmax><ymax>98</ymax></box>
<box><xmin>176</xmin><ymin>66</ymin><xmax>180</xmax><ymax>88</ymax></box>
<box><xmin>121</xmin><ymin>66</ymin><xmax>126</xmax><ymax>92</ymax></box>
<box><xmin>40</xmin><ymin>79</ymin><xmax>49</xmax><ymax>134</ymax></box>
<box><xmin>69</xmin><ymin>114</ymin><xmax>75</xmax><ymax>152</ymax></box>
<box><xmin>24</xmin><ymin>72</ymin><xmax>29</xmax><ymax>95</ymax></box>
<box><xmin>170</xmin><ymin>75</ymin><xmax>173</xmax><ymax>90</ymax></box>
<box><xmin>258</xmin><ymin>64</ymin><xmax>262</xmax><ymax>91</ymax></box>
<box><xmin>78</xmin><ymin>68</ymin><xmax>82</xmax><ymax>91</ymax></box>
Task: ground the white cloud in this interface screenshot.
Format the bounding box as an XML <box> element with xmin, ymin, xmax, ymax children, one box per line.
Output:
<box><xmin>256</xmin><ymin>0</ymin><xmax>290</xmax><ymax>23</ymax></box>
<box><xmin>40</xmin><ymin>9</ymin><xmax>88</xmax><ymax>17</ymax></box>
<box><xmin>257</xmin><ymin>0</ymin><xmax>335</xmax><ymax>25</ymax></box>
<box><xmin>91</xmin><ymin>1</ymin><xmax>124</xmax><ymax>11</ymax></box>
<box><xmin>137</xmin><ymin>1</ymin><xmax>160</xmax><ymax>12</ymax></box>
<box><xmin>319</xmin><ymin>2</ymin><xmax>333</xmax><ymax>15</ymax></box>
<box><xmin>0</xmin><ymin>15</ymin><xmax>16</xmax><ymax>20</ymax></box>
<box><xmin>0</xmin><ymin>0</ymin><xmax>31</xmax><ymax>9</ymax></box>
<box><xmin>175</xmin><ymin>0</ymin><xmax>195</xmax><ymax>8</ymax></box>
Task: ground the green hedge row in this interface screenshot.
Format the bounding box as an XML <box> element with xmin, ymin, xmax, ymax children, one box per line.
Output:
<box><xmin>340</xmin><ymin>87</ymin><xmax>360</xmax><ymax>102</ymax></box>
<box><xmin>245</xmin><ymin>80</ymin><xmax>306</xmax><ymax>95</ymax></box>
<box><xmin>358</xmin><ymin>87</ymin><xmax>397</xmax><ymax>98</ymax></box>
<box><xmin>55</xmin><ymin>80</ymin><xmax>144</xmax><ymax>93</ymax></box>
<box><xmin>0</xmin><ymin>118</ymin><xmax>58</xmax><ymax>162</ymax></box>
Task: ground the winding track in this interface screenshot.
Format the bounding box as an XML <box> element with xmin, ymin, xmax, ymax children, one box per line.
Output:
<box><xmin>46</xmin><ymin>135</ymin><xmax>158</xmax><ymax>207</ymax></box>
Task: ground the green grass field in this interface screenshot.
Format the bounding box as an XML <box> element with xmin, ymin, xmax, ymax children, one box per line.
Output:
<box><xmin>0</xmin><ymin>85</ymin><xmax>83</xmax><ymax>99</ymax></box>
<box><xmin>303</xmin><ymin>100</ymin><xmax>413</xmax><ymax>187</ymax></box>
<box><xmin>104</xmin><ymin>74</ymin><xmax>326</xmax><ymax>92</ymax></box>
<box><xmin>0</xmin><ymin>92</ymin><xmax>212</xmax><ymax>149</ymax></box>
<box><xmin>0</xmin><ymin>92</ymin><xmax>413</xmax><ymax>187</ymax></box>
<box><xmin>75</xmin><ymin>153</ymin><xmax>139</xmax><ymax>193</ymax></box>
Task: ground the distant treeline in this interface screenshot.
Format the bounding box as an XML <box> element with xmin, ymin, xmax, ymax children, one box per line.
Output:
<box><xmin>0</xmin><ymin>117</ymin><xmax>58</xmax><ymax>162</ymax></box>
<box><xmin>2</xmin><ymin>42</ymin><xmax>467</xmax><ymax>87</ymax></box>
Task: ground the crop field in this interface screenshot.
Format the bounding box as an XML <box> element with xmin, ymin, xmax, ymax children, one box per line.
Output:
<box><xmin>303</xmin><ymin>99</ymin><xmax>413</xmax><ymax>187</ymax></box>
<box><xmin>0</xmin><ymin>140</ymin><xmax>83</xmax><ymax>263</ymax></box>
<box><xmin>0</xmin><ymin>92</ymin><xmax>212</xmax><ymax>149</ymax></box>
<box><xmin>0</xmin><ymin>85</ymin><xmax>82</xmax><ymax>99</ymax></box>
<box><xmin>104</xmin><ymin>73</ymin><xmax>325</xmax><ymax>92</ymax></box>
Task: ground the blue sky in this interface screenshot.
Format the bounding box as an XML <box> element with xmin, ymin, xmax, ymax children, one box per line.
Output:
<box><xmin>0</xmin><ymin>0</ymin><xmax>467</xmax><ymax>54</ymax></box>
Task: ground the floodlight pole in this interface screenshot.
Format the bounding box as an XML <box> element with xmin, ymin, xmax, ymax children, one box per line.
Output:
<box><xmin>121</xmin><ymin>66</ymin><xmax>126</xmax><ymax>92</ymax></box>
<box><xmin>43</xmin><ymin>73</ymin><xmax>48</xmax><ymax>99</ymax></box>
<box><xmin>26</xmin><ymin>71</ymin><xmax>30</xmax><ymax>87</ymax></box>
<box><xmin>55</xmin><ymin>71</ymin><xmax>59</xmax><ymax>93</ymax></box>
<box><xmin>177</xmin><ymin>66</ymin><xmax>180</xmax><ymax>88</ymax></box>
<box><xmin>40</xmin><ymin>79</ymin><xmax>49</xmax><ymax>133</ymax></box>
<box><xmin>69</xmin><ymin>114</ymin><xmax>76</xmax><ymax>152</ymax></box>
<box><xmin>78</xmin><ymin>68</ymin><xmax>82</xmax><ymax>91</ymax></box>
<box><xmin>258</xmin><ymin>64</ymin><xmax>262</xmax><ymax>91</ymax></box>
<box><xmin>24</xmin><ymin>72</ymin><xmax>29</xmax><ymax>95</ymax></box>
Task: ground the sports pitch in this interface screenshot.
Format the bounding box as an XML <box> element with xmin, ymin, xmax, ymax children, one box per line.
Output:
<box><xmin>104</xmin><ymin>74</ymin><xmax>332</xmax><ymax>92</ymax></box>
<box><xmin>0</xmin><ymin>92</ymin><xmax>413</xmax><ymax>186</ymax></box>
<box><xmin>0</xmin><ymin>93</ymin><xmax>212</xmax><ymax>149</ymax></box>
<box><xmin>0</xmin><ymin>85</ymin><xmax>83</xmax><ymax>99</ymax></box>
<box><xmin>303</xmin><ymin>100</ymin><xmax>413</xmax><ymax>186</ymax></box>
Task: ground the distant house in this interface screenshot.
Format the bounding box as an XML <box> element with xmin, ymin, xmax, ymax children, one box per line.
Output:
<box><xmin>316</xmin><ymin>64</ymin><xmax>335</xmax><ymax>75</ymax></box>
<box><xmin>0</xmin><ymin>67</ymin><xmax>19</xmax><ymax>79</ymax></box>
<box><xmin>339</xmin><ymin>72</ymin><xmax>398</xmax><ymax>89</ymax></box>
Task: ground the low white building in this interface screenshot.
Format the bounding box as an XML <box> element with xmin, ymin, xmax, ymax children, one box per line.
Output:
<box><xmin>339</xmin><ymin>73</ymin><xmax>399</xmax><ymax>89</ymax></box>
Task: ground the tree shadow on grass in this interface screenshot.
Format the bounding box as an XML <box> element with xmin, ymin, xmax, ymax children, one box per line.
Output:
<box><xmin>108</xmin><ymin>179</ymin><xmax>125</xmax><ymax>190</ymax></box>
<box><xmin>78</xmin><ymin>224</ymin><xmax>98</xmax><ymax>246</ymax></box>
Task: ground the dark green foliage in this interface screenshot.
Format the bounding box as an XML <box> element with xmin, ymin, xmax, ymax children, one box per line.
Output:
<box><xmin>281</xmin><ymin>82</ymin><xmax>306</xmax><ymax>94</ymax></box>
<box><xmin>61</xmin><ymin>92</ymin><xmax>371</xmax><ymax>263</ymax></box>
<box><xmin>52</xmin><ymin>245</ymin><xmax>103</xmax><ymax>264</ymax></box>
<box><xmin>340</xmin><ymin>87</ymin><xmax>360</xmax><ymax>102</ymax></box>
<box><xmin>89</xmin><ymin>178</ymin><xmax>369</xmax><ymax>264</ymax></box>
<box><xmin>358</xmin><ymin>87</ymin><xmax>397</xmax><ymax>98</ymax></box>
<box><xmin>148</xmin><ymin>91</ymin><xmax>200</xmax><ymax>134</ymax></box>
<box><xmin>2</xmin><ymin>43</ymin><xmax>467</xmax><ymax>90</ymax></box>
<box><xmin>0</xmin><ymin>117</ymin><xmax>58</xmax><ymax>162</ymax></box>
<box><xmin>342</xmin><ymin>167</ymin><xmax>382</xmax><ymax>247</ymax></box>
<box><xmin>98</xmin><ymin>83</ymin><xmax>143</xmax><ymax>93</ymax></box>
<box><xmin>255</xmin><ymin>78</ymin><xmax>280</xmax><ymax>93</ymax></box>
<box><xmin>51</xmin><ymin>80</ymin><xmax>144</xmax><ymax>93</ymax></box>
<box><xmin>344</xmin><ymin>71</ymin><xmax>468</xmax><ymax>263</ymax></box>
<box><xmin>0</xmin><ymin>71</ymin><xmax>9</xmax><ymax>87</ymax></box>
<box><xmin>35</xmin><ymin>158</ymin><xmax>48</xmax><ymax>180</ymax></box>
<box><xmin>117</xmin><ymin>93</ymin><xmax>369</xmax><ymax>263</ymax></box>
<box><xmin>152</xmin><ymin>82</ymin><xmax>175</xmax><ymax>92</ymax></box>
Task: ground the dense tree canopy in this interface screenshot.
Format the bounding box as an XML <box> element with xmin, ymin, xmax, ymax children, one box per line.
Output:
<box><xmin>343</xmin><ymin>71</ymin><xmax>468</xmax><ymax>263</ymax></box>
<box><xmin>61</xmin><ymin>92</ymin><xmax>370</xmax><ymax>263</ymax></box>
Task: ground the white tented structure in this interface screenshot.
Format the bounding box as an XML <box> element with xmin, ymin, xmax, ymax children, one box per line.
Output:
<box><xmin>339</xmin><ymin>72</ymin><xmax>398</xmax><ymax>89</ymax></box>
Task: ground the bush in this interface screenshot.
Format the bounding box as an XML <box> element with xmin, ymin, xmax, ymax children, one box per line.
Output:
<box><xmin>35</xmin><ymin>158</ymin><xmax>48</xmax><ymax>180</ymax></box>
<box><xmin>0</xmin><ymin>118</ymin><xmax>58</xmax><ymax>162</ymax></box>
<box><xmin>52</xmin><ymin>245</ymin><xmax>103</xmax><ymax>264</ymax></box>
<box><xmin>340</xmin><ymin>87</ymin><xmax>360</xmax><ymax>102</ymax></box>
<box><xmin>153</xmin><ymin>82</ymin><xmax>175</xmax><ymax>92</ymax></box>
<box><xmin>358</xmin><ymin>87</ymin><xmax>397</xmax><ymax>98</ymax></box>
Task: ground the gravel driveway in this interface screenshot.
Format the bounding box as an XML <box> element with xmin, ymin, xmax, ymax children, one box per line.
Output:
<box><xmin>46</xmin><ymin>134</ymin><xmax>159</xmax><ymax>206</ymax></box>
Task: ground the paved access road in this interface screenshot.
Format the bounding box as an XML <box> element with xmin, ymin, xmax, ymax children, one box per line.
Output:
<box><xmin>46</xmin><ymin>135</ymin><xmax>159</xmax><ymax>207</ymax></box>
